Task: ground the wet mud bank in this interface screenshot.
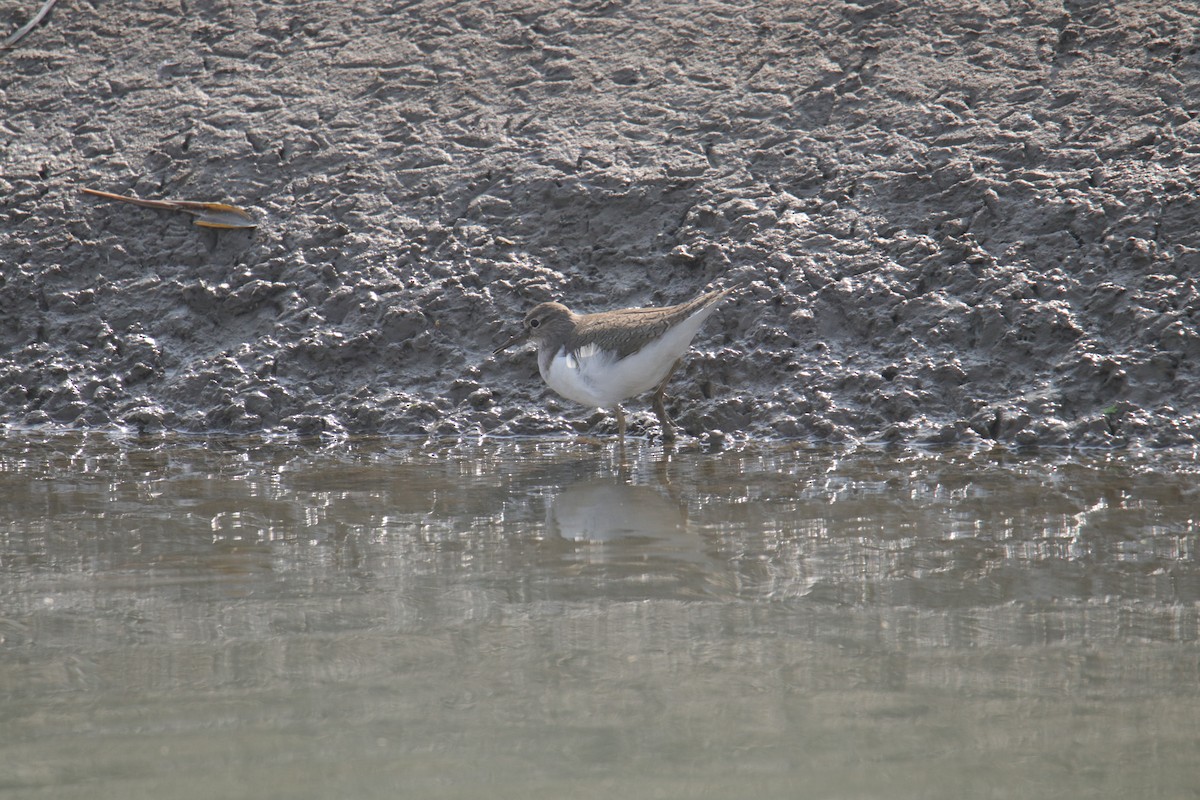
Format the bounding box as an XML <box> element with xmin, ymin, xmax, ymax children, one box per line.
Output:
<box><xmin>2</xmin><ymin>1</ymin><xmax>1198</xmax><ymax>446</ymax></box>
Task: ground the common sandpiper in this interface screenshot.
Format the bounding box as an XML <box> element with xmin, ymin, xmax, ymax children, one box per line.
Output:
<box><xmin>493</xmin><ymin>288</ymin><xmax>732</xmax><ymax>441</ymax></box>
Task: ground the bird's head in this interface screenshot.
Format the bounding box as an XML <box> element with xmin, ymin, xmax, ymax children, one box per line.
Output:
<box><xmin>493</xmin><ymin>302</ymin><xmax>575</xmax><ymax>354</ymax></box>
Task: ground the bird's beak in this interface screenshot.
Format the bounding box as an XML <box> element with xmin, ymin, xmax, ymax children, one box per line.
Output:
<box><xmin>493</xmin><ymin>328</ymin><xmax>529</xmax><ymax>355</ymax></box>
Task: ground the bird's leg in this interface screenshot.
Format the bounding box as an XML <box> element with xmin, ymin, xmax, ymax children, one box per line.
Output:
<box><xmin>615</xmin><ymin>404</ymin><xmax>626</xmax><ymax>444</ymax></box>
<box><xmin>652</xmin><ymin>360</ymin><xmax>681</xmax><ymax>441</ymax></box>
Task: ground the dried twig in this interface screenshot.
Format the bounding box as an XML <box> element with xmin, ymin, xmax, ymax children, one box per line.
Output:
<box><xmin>2</xmin><ymin>0</ymin><xmax>61</xmax><ymax>50</ymax></box>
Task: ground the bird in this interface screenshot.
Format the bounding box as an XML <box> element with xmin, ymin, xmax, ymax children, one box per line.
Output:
<box><xmin>493</xmin><ymin>287</ymin><xmax>732</xmax><ymax>441</ymax></box>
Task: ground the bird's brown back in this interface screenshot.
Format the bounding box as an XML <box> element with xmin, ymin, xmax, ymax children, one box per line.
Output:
<box><xmin>568</xmin><ymin>288</ymin><xmax>731</xmax><ymax>359</ymax></box>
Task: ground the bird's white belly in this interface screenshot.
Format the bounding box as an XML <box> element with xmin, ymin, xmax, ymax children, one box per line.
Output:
<box><xmin>539</xmin><ymin>321</ymin><xmax>702</xmax><ymax>409</ymax></box>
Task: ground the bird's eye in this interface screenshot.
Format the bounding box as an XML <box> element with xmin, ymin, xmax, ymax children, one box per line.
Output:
<box><xmin>529</xmin><ymin>318</ymin><xmax>540</xmax><ymax>328</ymax></box>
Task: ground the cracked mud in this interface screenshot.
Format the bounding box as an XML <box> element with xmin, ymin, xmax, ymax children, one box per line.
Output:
<box><xmin>2</xmin><ymin>0</ymin><xmax>1198</xmax><ymax>446</ymax></box>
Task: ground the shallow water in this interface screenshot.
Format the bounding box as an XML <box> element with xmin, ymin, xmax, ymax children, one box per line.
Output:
<box><xmin>1</xmin><ymin>435</ymin><xmax>1198</xmax><ymax>799</ymax></box>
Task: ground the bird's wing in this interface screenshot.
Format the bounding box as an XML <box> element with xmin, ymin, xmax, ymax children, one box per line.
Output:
<box><xmin>572</xmin><ymin>289</ymin><xmax>731</xmax><ymax>359</ymax></box>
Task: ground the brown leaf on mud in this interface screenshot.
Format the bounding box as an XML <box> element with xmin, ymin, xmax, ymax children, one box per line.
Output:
<box><xmin>79</xmin><ymin>187</ymin><xmax>257</xmax><ymax>230</ymax></box>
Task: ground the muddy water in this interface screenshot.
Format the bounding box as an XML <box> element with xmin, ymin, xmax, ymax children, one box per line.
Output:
<box><xmin>1</xmin><ymin>435</ymin><xmax>1197</xmax><ymax>799</ymax></box>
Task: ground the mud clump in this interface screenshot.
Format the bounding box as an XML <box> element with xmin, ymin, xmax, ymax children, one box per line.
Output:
<box><xmin>2</xmin><ymin>1</ymin><xmax>1198</xmax><ymax>446</ymax></box>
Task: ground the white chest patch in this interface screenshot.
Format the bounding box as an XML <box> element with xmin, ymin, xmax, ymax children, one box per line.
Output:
<box><xmin>537</xmin><ymin>303</ymin><xmax>719</xmax><ymax>409</ymax></box>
